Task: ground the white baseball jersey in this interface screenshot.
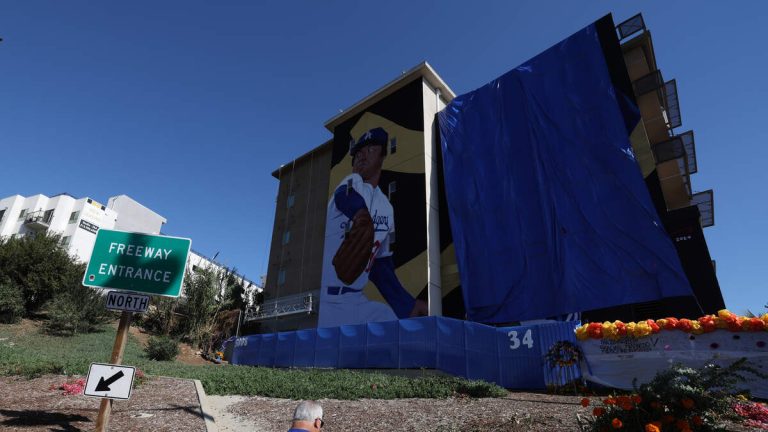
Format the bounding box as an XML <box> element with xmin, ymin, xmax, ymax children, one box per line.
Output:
<box><xmin>318</xmin><ymin>173</ymin><xmax>397</xmax><ymax>327</ymax></box>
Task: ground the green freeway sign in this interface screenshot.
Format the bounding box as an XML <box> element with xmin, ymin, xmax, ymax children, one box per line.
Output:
<box><xmin>83</xmin><ymin>229</ymin><xmax>191</xmax><ymax>297</ymax></box>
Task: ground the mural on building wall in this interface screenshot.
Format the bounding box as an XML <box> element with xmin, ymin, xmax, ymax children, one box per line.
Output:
<box><xmin>318</xmin><ymin>79</ymin><xmax>430</xmax><ymax>328</ymax></box>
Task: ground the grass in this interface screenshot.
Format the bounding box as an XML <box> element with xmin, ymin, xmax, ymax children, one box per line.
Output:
<box><xmin>0</xmin><ymin>320</ymin><xmax>507</xmax><ymax>399</ymax></box>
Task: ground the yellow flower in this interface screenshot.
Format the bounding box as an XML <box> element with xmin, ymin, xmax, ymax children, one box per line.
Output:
<box><xmin>625</xmin><ymin>322</ymin><xmax>637</xmax><ymax>338</ymax></box>
<box><xmin>575</xmin><ymin>325</ymin><xmax>589</xmax><ymax>340</ymax></box>
<box><xmin>603</xmin><ymin>322</ymin><xmax>620</xmax><ymax>340</ymax></box>
<box><xmin>634</xmin><ymin>322</ymin><xmax>652</xmax><ymax>338</ymax></box>
<box><xmin>690</xmin><ymin>321</ymin><xmax>704</xmax><ymax>335</ymax></box>
<box><xmin>717</xmin><ymin>309</ymin><xmax>734</xmax><ymax>319</ymax></box>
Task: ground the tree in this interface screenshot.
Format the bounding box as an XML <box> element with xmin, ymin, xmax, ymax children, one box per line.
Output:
<box><xmin>0</xmin><ymin>233</ymin><xmax>76</xmax><ymax>315</ymax></box>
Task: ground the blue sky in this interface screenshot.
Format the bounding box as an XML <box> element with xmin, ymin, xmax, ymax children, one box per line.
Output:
<box><xmin>1</xmin><ymin>1</ymin><xmax>765</xmax><ymax>315</ymax></box>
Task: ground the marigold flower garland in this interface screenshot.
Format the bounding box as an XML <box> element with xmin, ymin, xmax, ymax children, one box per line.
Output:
<box><xmin>575</xmin><ymin>310</ymin><xmax>768</xmax><ymax>340</ymax></box>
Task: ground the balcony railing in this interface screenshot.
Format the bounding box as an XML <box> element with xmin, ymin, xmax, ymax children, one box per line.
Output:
<box><xmin>679</xmin><ymin>130</ymin><xmax>697</xmax><ymax>174</ymax></box>
<box><xmin>243</xmin><ymin>291</ymin><xmax>318</xmax><ymax>322</ymax></box>
<box><xmin>691</xmin><ymin>190</ymin><xmax>715</xmax><ymax>228</ymax></box>
<box><xmin>663</xmin><ymin>80</ymin><xmax>682</xmax><ymax>130</ymax></box>
<box><xmin>24</xmin><ymin>209</ymin><xmax>54</xmax><ymax>231</ymax></box>
<box><xmin>616</xmin><ymin>13</ymin><xmax>646</xmax><ymax>40</ymax></box>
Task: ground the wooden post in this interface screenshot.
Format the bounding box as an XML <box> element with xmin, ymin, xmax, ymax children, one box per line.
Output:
<box><xmin>94</xmin><ymin>310</ymin><xmax>133</xmax><ymax>432</ymax></box>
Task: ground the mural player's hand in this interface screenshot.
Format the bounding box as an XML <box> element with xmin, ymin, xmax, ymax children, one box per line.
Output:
<box><xmin>409</xmin><ymin>299</ymin><xmax>429</xmax><ymax>317</ymax></box>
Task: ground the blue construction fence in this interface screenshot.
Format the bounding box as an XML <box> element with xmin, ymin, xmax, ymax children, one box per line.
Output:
<box><xmin>227</xmin><ymin>316</ymin><xmax>579</xmax><ymax>389</ymax></box>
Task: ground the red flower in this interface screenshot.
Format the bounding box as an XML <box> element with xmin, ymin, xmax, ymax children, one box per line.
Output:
<box><xmin>612</xmin><ymin>418</ymin><xmax>623</xmax><ymax>429</ymax></box>
<box><xmin>662</xmin><ymin>415</ymin><xmax>675</xmax><ymax>424</ymax></box>
<box><xmin>676</xmin><ymin>419</ymin><xmax>690</xmax><ymax>430</ymax></box>
<box><xmin>663</xmin><ymin>317</ymin><xmax>679</xmax><ymax>330</ymax></box>
<box><xmin>681</xmin><ymin>398</ymin><xmax>695</xmax><ymax>409</ymax></box>
<box><xmin>581</xmin><ymin>398</ymin><xmax>590</xmax><ymax>407</ymax></box>
<box><xmin>676</xmin><ymin>319</ymin><xmax>693</xmax><ymax>332</ymax></box>
<box><xmin>632</xmin><ymin>395</ymin><xmax>642</xmax><ymax>404</ymax></box>
<box><xmin>650</xmin><ymin>401</ymin><xmax>661</xmax><ymax>409</ymax></box>
<box><xmin>647</xmin><ymin>319</ymin><xmax>660</xmax><ymax>333</ymax></box>
<box><xmin>748</xmin><ymin>317</ymin><xmax>765</xmax><ymax>331</ymax></box>
<box><xmin>593</xmin><ymin>407</ymin><xmax>606</xmax><ymax>417</ymax></box>
<box><xmin>692</xmin><ymin>415</ymin><xmax>703</xmax><ymax>426</ymax></box>
<box><xmin>604</xmin><ymin>397</ymin><xmax>617</xmax><ymax>406</ymax></box>
<box><xmin>615</xmin><ymin>321</ymin><xmax>627</xmax><ymax>336</ymax></box>
<box><xmin>587</xmin><ymin>322</ymin><xmax>603</xmax><ymax>339</ymax></box>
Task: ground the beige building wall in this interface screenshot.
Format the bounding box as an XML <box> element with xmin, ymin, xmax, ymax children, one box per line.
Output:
<box><xmin>263</xmin><ymin>142</ymin><xmax>332</xmax><ymax>329</ymax></box>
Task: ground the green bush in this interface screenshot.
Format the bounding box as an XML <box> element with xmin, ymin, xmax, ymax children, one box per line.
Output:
<box><xmin>145</xmin><ymin>336</ymin><xmax>180</xmax><ymax>361</ymax></box>
<box><xmin>578</xmin><ymin>358</ymin><xmax>768</xmax><ymax>432</ymax></box>
<box><xmin>43</xmin><ymin>273</ymin><xmax>111</xmax><ymax>336</ymax></box>
<box><xmin>0</xmin><ymin>276</ymin><xmax>24</xmax><ymax>324</ymax></box>
<box><xmin>141</xmin><ymin>296</ymin><xmax>178</xmax><ymax>335</ymax></box>
<box><xmin>0</xmin><ymin>233</ymin><xmax>76</xmax><ymax>315</ymax></box>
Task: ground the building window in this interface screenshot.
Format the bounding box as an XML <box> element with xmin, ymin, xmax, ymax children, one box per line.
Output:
<box><xmin>60</xmin><ymin>236</ymin><xmax>71</xmax><ymax>247</ymax></box>
<box><xmin>286</xmin><ymin>194</ymin><xmax>295</xmax><ymax>209</ymax></box>
<box><xmin>390</xmin><ymin>137</ymin><xmax>397</xmax><ymax>154</ymax></box>
<box><xmin>277</xmin><ymin>269</ymin><xmax>286</xmax><ymax>286</ymax></box>
<box><xmin>282</xmin><ymin>231</ymin><xmax>291</xmax><ymax>245</ymax></box>
<box><xmin>43</xmin><ymin>209</ymin><xmax>54</xmax><ymax>224</ymax></box>
<box><xmin>69</xmin><ymin>211</ymin><xmax>79</xmax><ymax>223</ymax></box>
<box><xmin>18</xmin><ymin>209</ymin><xmax>27</xmax><ymax>221</ymax></box>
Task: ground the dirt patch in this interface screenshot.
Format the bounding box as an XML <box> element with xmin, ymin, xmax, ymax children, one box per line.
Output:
<box><xmin>110</xmin><ymin>320</ymin><xmax>211</xmax><ymax>366</ymax></box>
<box><xmin>0</xmin><ymin>375</ymin><xmax>206</xmax><ymax>432</ymax></box>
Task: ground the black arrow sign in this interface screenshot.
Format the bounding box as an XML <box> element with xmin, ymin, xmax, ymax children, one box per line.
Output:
<box><xmin>95</xmin><ymin>371</ymin><xmax>125</xmax><ymax>392</ymax></box>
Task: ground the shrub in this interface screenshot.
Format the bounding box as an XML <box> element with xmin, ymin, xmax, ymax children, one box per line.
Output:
<box><xmin>577</xmin><ymin>358</ymin><xmax>767</xmax><ymax>431</ymax></box>
<box><xmin>0</xmin><ymin>276</ymin><xmax>24</xmax><ymax>324</ymax></box>
<box><xmin>145</xmin><ymin>336</ymin><xmax>179</xmax><ymax>361</ymax></box>
<box><xmin>0</xmin><ymin>233</ymin><xmax>76</xmax><ymax>315</ymax></box>
<box><xmin>43</xmin><ymin>268</ymin><xmax>111</xmax><ymax>336</ymax></box>
<box><xmin>141</xmin><ymin>296</ymin><xmax>178</xmax><ymax>335</ymax></box>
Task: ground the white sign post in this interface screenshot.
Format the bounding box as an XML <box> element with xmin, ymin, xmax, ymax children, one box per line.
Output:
<box><xmin>84</xmin><ymin>363</ymin><xmax>136</xmax><ymax>401</ymax></box>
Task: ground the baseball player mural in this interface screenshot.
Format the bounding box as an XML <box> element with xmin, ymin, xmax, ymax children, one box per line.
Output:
<box><xmin>318</xmin><ymin>126</ymin><xmax>429</xmax><ymax>328</ymax></box>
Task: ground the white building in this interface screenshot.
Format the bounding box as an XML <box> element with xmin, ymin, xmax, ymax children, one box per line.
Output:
<box><xmin>0</xmin><ymin>193</ymin><xmax>261</xmax><ymax>302</ymax></box>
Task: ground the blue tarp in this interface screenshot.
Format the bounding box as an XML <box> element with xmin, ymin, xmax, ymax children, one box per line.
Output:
<box><xmin>437</xmin><ymin>22</ymin><xmax>693</xmax><ymax>323</ymax></box>
<box><xmin>229</xmin><ymin>316</ymin><xmax>579</xmax><ymax>390</ymax></box>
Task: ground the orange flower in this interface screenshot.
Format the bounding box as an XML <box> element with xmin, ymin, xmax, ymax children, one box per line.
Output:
<box><xmin>604</xmin><ymin>397</ymin><xmax>617</xmax><ymax>405</ymax></box>
<box><xmin>612</xmin><ymin>418</ymin><xmax>623</xmax><ymax>429</ymax></box>
<box><xmin>681</xmin><ymin>398</ymin><xmax>695</xmax><ymax>409</ymax></box>
<box><xmin>593</xmin><ymin>407</ymin><xmax>606</xmax><ymax>417</ymax></box>
<box><xmin>645</xmin><ymin>424</ymin><xmax>661</xmax><ymax>432</ymax></box>
<box><xmin>632</xmin><ymin>394</ymin><xmax>642</xmax><ymax>404</ymax></box>
<box><xmin>692</xmin><ymin>415</ymin><xmax>703</xmax><ymax>426</ymax></box>
<box><xmin>676</xmin><ymin>419</ymin><xmax>690</xmax><ymax>430</ymax></box>
<box><xmin>581</xmin><ymin>397</ymin><xmax>590</xmax><ymax>407</ymax></box>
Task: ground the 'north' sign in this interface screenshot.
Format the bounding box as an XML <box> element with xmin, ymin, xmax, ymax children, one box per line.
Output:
<box><xmin>84</xmin><ymin>363</ymin><xmax>136</xmax><ymax>400</ymax></box>
<box><xmin>106</xmin><ymin>291</ymin><xmax>150</xmax><ymax>313</ymax></box>
<box><xmin>83</xmin><ymin>229</ymin><xmax>191</xmax><ymax>297</ymax></box>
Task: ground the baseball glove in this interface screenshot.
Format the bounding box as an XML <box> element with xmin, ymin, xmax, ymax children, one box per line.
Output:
<box><xmin>333</xmin><ymin>210</ymin><xmax>374</xmax><ymax>285</ymax></box>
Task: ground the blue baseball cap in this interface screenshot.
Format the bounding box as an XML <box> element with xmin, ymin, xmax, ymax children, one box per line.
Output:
<box><xmin>350</xmin><ymin>127</ymin><xmax>388</xmax><ymax>157</ymax></box>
